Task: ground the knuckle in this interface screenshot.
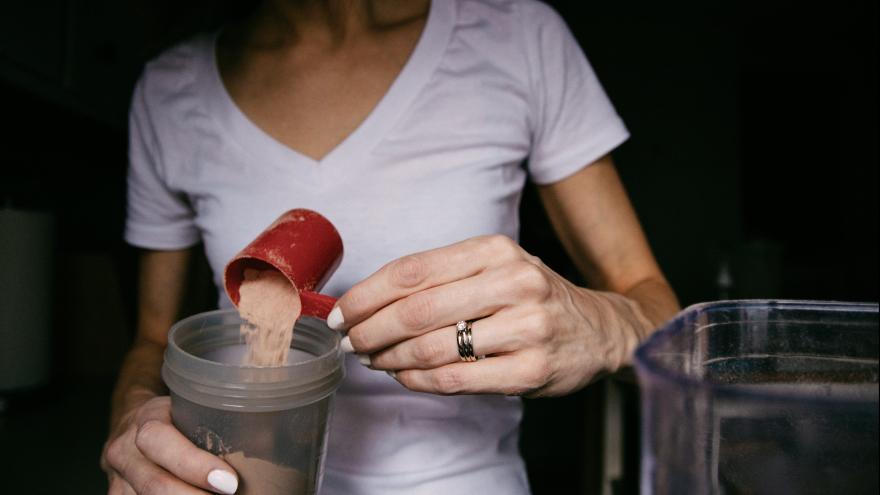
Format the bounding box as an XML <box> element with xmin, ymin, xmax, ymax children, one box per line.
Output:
<box><xmin>391</xmin><ymin>255</ymin><xmax>428</xmax><ymax>288</ymax></box>
<box><xmin>512</xmin><ymin>261</ymin><xmax>551</xmax><ymax>298</ymax></box>
<box><xmin>412</xmin><ymin>339</ymin><xmax>445</xmax><ymax>365</ymax></box>
<box><xmin>398</xmin><ymin>293</ymin><xmax>434</xmax><ymax>330</ymax></box>
<box><xmin>344</xmin><ymin>286</ymin><xmax>369</xmax><ymax>314</ymax></box>
<box><xmin>134</xmin><ymin>419</ymin><xmax>163</xmax><ymax>451</ymax></box>
<box><xmin>432</xmin><ymin>368</ymin><xmax>465</xmax><ymax>395</ymax></box>
<box><xmin>346</xmin><ymin>328</ymin><xmax>370</xmax><ymax>352</ymax></box>
<box><xmin>104</xmin><ymin>438</ymin><xmax>125</xmax><ymax>469</ymax></box>
<box><xmin>524</xmin><ymin>309</ymin><xmax>552</xmax><ymax>343</ymax></box>
<box><xmin>484</xmin><ymin>234</ymin><xmax>520</xmax><ymax>260</ymax></box>
<box><xmin>522</xmin><ymin>354</ymin><xmax>552</xmax><ymax>389</ymax></box>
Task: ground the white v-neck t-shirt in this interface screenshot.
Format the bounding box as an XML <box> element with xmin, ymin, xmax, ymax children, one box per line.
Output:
<box><xmin>125</xmin><ymin>0</ymin><xmax>629</xmax><ymax>492</ymax></box>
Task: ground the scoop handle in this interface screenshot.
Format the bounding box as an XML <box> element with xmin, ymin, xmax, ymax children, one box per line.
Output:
<box><xmin>300</xmin><ymin>291</ymin><xmax>338</xmax><ymax>320</ymax></box>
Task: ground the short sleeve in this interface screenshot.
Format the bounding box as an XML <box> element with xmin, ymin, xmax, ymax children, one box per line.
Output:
<box><xmin>520</xmin><ymin>1</ymin><xmax>630</xmax><ymax>184</ymax></box>
<box><xmin>124</xmin><ymin>78</ymin><xmax>200</xmax><ymax>249</ymax></box>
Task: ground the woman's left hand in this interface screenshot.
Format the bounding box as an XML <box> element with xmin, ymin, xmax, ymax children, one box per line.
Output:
<box><xmin>327</xmin><ymin>234</ymin><xmax>654</xmax><ymax>397</ymax></box>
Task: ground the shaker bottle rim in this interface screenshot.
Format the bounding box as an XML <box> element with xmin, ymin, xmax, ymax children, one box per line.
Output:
<box><xmin>162</xmin><ymin>309</ymin><xmax>345</xmax><ymax>412</ymax></box>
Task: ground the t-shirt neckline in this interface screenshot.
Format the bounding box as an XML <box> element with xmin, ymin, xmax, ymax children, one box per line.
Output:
<box><xmin>202</xmin><ymin>0</ymin><xmax>455</xmax><ymax>182</ymax></box>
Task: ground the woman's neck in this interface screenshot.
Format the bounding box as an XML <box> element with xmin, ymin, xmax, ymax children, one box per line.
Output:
<box><xmin>248</xmin><ymin>0</ymin><xmax>429</xmax><ymax>47</ymax></box>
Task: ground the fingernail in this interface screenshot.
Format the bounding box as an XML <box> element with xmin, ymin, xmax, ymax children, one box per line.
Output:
<box><xmin>208</xmin><ymin>469</ymin><xmax>238</xmax><ymax>494</ymax></box>
<box><xmin>386</xmin><ymin>370</ymin><xmax>397</xmax><ymax>380</ymax></box>
<box><xmin>357</xmin><ymin>354</ymin><xmax>371</xmax><ymax>367</ymax></box>
<box><xmin>340</xmin><ymin>336</ymin><xmax>354</xmax><ymax>353</ymax></box>
<box><xmin>327</xmin><ymin>306</ymin><xmax>345</xmax><ymax>330</ymax></box>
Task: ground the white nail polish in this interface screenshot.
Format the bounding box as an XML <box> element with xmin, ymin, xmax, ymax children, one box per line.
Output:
<box><xmin>340</xmin><ymin>336</ymin><xmax>355</xmax><ymax>353</ymax></box>
<box><xmin>386</xmin><ymin>370</ymin><xmax>397</xmax><ymax>380</ymax></box>
<box><xmin>327</xmin><ymin>306</ymin><xmax>345</xmax><ymax>330</ymax></box>
<box><xmin>208</xmin><ymin>469</ymin><xmax>238</xmax><ymax>494</ymax></box>
<box><xmin>357</xmin><ymin>354</ymin><xmax>371</xmax><ymax>367</ymax></box>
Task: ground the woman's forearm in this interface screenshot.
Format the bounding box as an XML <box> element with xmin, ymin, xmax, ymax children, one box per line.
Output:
<box><xmin>108</xmin><ymin>248</ymin><xmax>192</xmax><ymax>429</ymax></box>
<box><xmin>109</xmin><ymin>339</ymin><xmax>167</xmax><ymax>430</ymax></box>
<box><xmin>621</xmin><ymin>277</ymin><xmax>680</xmax><ymax>336</ymax></box>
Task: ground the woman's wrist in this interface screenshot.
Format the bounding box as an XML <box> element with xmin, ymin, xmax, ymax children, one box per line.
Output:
<box><xmin>577</xmin><ymin>286</ymin><xmax>659</xmax><ymax>373</ymax></box>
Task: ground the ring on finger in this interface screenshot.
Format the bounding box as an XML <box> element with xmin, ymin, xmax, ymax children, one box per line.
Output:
<box><xmin>456</xmin><ymin>320</ymin><xmax>477</xmax><ymax>362</ymax></box>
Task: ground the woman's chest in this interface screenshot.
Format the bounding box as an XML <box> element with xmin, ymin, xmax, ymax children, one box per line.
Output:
<box><xmin>168</xmin><ymin>47</ymin><xmax>535</xmax><ymax>294</ymax></box>
<box><xmin>217</xmin><ymin>23</ymin><xmax>426</xmax><ymax>162</ymax></box>
<box><xmin>181</xmin><ymin>146</ymin><xmax>527</xmax><ymax>296</ymax></box>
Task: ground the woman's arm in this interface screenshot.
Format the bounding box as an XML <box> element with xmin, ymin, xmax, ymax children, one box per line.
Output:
<box><xmin>101</xmin><ymin>249</ymin><xmax>239</xmax><ymax>495</ymax></box>
<box><xmin>537</xmin><ymin>154</ymin><xmax>679</xmax><ymax>333</ymax></box>
<box><xmin>108</xmin><ymin>249</ymin><xmax>191</xmax><ymax>429</ymax></box>
<box><xmin>327</xmin><ymin>155</ymin><xmax>679</xmax><ymax>397</ymax></box>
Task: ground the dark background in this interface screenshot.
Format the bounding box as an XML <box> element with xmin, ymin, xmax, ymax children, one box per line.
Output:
<box><xmin>0</xmin><ymin>0</ymin><xmax>876</xmax><ymax>494</ymax></box>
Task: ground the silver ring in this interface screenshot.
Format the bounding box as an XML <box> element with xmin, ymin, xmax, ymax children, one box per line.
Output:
<box><xmin>456</xmin><ymin>320</ymin><xmax>477</xmax><ymax>362</ymax></box>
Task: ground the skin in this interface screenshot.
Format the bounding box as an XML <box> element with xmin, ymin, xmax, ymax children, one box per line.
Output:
<box><xmin>101</xmin><ymin>0</ymin><xmax>679</xmax><ymax>492</ymax></box>
<box><xmin>101</xmin><ymin>249</ymin><xmax>234</xmax><ymax>494</ymax></box>
<box><xmin>217</xmin><ymin>0</ymin><xmax>429</xmax><ymax>161</ymax></box>
<box><xmin>102</xmin><ymin>2</ymin><xmax>435</xmax><ymax>493</ymax></box>
<box><xmin>336</xmin><ymin>157</ymin><xmax>679</xmax><ymax>396</ymax></box>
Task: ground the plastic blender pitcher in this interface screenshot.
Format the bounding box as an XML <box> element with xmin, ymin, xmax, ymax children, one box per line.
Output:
<box><xmin>634</xmin><ymin>300</ymin><xmax>879</xmax><ymax>495</ymax></box>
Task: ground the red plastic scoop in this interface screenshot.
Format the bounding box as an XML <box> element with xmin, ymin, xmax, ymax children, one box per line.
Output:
<box><xmin>224</xmin><ymin>209</ymin><xmax>343</xmax><ymax>319</ymax></box>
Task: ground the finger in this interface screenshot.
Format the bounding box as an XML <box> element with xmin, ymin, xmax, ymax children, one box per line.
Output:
<box><xmin>394</xmin><ymin>351</ymin><xmax>550</xmax><ymax>396</ymax></box>
<box><xmin>346</xmin><ymin>259</ymin><xmax>553</xmax><ymax>353</ymax></box>
<box><xmin>116</xmin><ymin>448</ymin><xmax>210</xmax><ymax>495</ymax></box>
<box><xmin>346</xmin><ymin>266</ymin><xmax>504</xmax><ymax>352</ymax></box>
<box><xmin>330</xmin><ymin>235</ymin><xmax>526</xmax><ymax>330</ymax></box>
<box><xmin>135</xmin><ymin>401</ymin><xmax>238</xmax><ymax>494</ymax></box>
<box><xmin>135</xmin><ymin>396</ymin><xmax>174</xmax><ymax>423</ymax></box>
<box><xmin>108</xmin><ymin>474</ymin><xmax>136</xmax><ymax>495</ymax></box>
<box><xmin>370</xmin><ymin>308</ymin><xmax>546</xmax><ymax>370</ymax></box>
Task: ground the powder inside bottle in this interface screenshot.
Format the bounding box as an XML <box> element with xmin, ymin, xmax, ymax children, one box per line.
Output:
<box><xmin>223</xmin><ymin>451</ymin><xmax>307</xmax><ymax>495</ymax></box>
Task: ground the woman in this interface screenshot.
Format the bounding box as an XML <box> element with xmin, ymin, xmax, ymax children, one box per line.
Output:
<box><xmin>101</xmin><ymin>0</ymin><xmax>679</xmax><ymax>493</ymax></box>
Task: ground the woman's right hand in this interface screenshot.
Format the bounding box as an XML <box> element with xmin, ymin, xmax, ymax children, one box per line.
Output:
<box><xmin>101</xmin><ymin>396</ymin><xmax>239</xmax><ymax>495</ymax></box>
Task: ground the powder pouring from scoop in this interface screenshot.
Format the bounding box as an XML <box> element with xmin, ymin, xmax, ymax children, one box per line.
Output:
<box><xmin>237</xmin><ymin>268</ymin><xmax>303</xmax><ymax>367</ymax></box>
